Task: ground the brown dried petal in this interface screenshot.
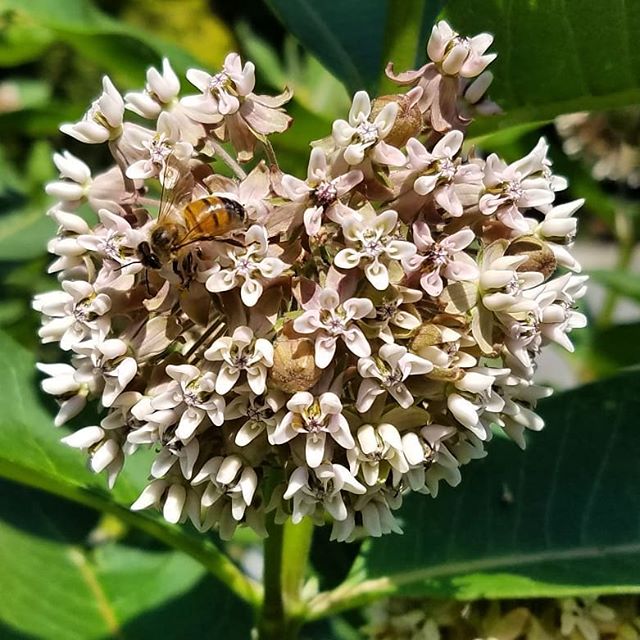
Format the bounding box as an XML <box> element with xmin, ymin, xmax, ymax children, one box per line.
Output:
<box><xmin>506</xmin><ymin>235</ymin><xmax>557</xmax><ymax>281</ymax></box>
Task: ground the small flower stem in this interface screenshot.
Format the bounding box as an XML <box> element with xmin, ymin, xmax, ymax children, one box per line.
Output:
<box><xmin>262</xmin><ymin>138</ymin><xmax>279</xmax><ymax>170</ymax></box>
<box><xmin>210</xmin><ymin>139</ymin><xmax>247</xmax><ymax>180</ymax></box>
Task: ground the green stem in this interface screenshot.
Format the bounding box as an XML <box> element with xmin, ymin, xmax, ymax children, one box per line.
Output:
<box><xmin>257</xmin><ymin>516</ymin><xmax>314</xmax><ymax>640</ymax></box>
<box><xmin>597</xmin><ymin>207</ymin><xmax>636</xmax><ymax>328</ymax></box>
<box><xmin>282</xmin><ymin>517</ymin><xmax>315</xmax><ymax>625</ymax></box>
<box><xmin>258</xmin><ymin>513</ymin><xmax>287</xmax><ymax>639</ymax></box>
<box><xmin>378</xmin><ymin>0</ymin><xmax>426</xmax><ymax>95</ymax></box>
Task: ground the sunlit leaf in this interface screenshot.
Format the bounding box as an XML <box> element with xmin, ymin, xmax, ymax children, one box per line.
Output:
<box><xmin>445</xmin><ymin>0</ymin><xmax>640</xmax><ymax>136</ymax></box>
<box><xmin>0</xmin><ymin>480</ymin><xmax>252</xmax><ymax>640</ymax></box>
<box><xmin>0</xmin><ymin>330</ymin><xmax>260</xmax><ymax>606</ymax></box>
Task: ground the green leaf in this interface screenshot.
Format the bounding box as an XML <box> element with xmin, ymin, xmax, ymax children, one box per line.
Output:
<box><xmin>265</xmin><ymin>0</ymin><xmax>387</xmax><ymax>94</ymax></box>
<box><xmin>1</xmin><ymin>0</ymin><xmax>199</xmax><ymax>84</ymax></box>
<box><xmin>444</xmin><ymin>0</ymin><xmax>640</xmax><ymax>136</ymax></box>
<box><xmin>0</xmin><ymin>6</ymin><xmax>54</xmax><ymax>66</ymax></box>
<box><xmin>589</xmin><ymin>270</ymin><xmax>640</xmax><ymax>303</ymax></box>
<box><xmin>0</xmin><ymin>330</ymin><xmax>260</xmax><ymax>606</ymax></box>
<box><xmin>378</xmin><ymin>0</ymin><xmax>441</xmax><ymax>95</ymax></box>
<box><xmin>264</xmin><ymin>0</ymin><xmax>443</xmax><ymax>95</ymax></box>
<box><xmin>0</xmin><ymin>141</ymin><xmax>59</xmax><ymax>261</ymax></box>
<box><xmin>0</xmin><ymin>206</ymin><xmax>56</xmax><ymax>260</ymax></box>
<box><xmin>308</xmin><ymin>370</ymin><xmax>640</xmax><ymax>618</ymax></box>
<box><xmin>0</xmin><ymin>479</ymin><xmax>252</xmax><ymax>639</ymax></box>
<box><xmin>583</xmin><ymin>322</ymin><xmax>640</xmax><ymax>377</ymax></box>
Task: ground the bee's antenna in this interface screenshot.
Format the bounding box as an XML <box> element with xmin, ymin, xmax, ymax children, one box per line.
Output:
<box><xmin>112</xmin><ymin>259</ymin><xmax>142</xmax><ymax>272</ymax></box>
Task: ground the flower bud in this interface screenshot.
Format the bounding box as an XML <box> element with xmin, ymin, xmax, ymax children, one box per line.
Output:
<box><xmin>464</xmin><ymin>71</ymin><xmax>494</xmax><ymax>105</ymax></box>
<box><xmin>410</xmin><ymin>323</ymin><xmax>444</xmax><ymax>351</ymax></box>
<box><xmin>269</xmin><ymin>337</ymin><xmax>321</xmax><ymax>393</ymax></box>
<box><xmin>371</xmin><ymin>92</ymin><xmax>423</xmax><ymax>147</ymax></box>
<box><xmin>506</xmin><ymin>235</ymin><xmax>557</xmax><ymax>280</ymax></box>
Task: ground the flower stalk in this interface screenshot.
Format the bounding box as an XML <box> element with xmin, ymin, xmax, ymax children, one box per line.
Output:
<box><xmin>257</xmin><ymin>509</ymin><xmax>314</xmax><ymax>639</ymax></box>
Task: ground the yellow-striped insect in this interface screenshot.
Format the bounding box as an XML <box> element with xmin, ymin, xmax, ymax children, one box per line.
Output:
<box><xmin>137</xmin><ymin>158</ymin><xmax>246</xmax><ymax>271</ymax></box>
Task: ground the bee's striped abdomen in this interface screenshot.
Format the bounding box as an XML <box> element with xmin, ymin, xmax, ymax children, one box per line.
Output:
<box><xmin>182</xmin><ymin>196</ymin><xmax>245</xmax><ymax>237</ymax></box>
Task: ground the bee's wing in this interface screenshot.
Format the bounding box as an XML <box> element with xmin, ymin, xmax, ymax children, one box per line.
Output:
<box><xmin>175</xmin><ymin>206</ymin><xmax>245</xmax><ymax>250</ymax></box>
<box><xmin>157</xmin><ymin>155</ymin><xmax>195</xmax><ymax>225</ymax></box>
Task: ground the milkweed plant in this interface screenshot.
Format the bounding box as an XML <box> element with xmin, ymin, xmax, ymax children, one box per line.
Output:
<box><xmin>34</xmin><ymin>19</ymin><xmax>586</xmax><ymax>635</ymax></box>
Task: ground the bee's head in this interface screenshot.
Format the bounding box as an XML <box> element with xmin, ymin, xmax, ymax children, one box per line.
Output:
<box><xmin>137</xmin><ymin>241</ymin><xmax>162</xmax><ymax>269</ymax></box>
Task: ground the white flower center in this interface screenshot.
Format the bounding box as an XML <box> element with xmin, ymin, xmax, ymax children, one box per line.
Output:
<box><xmin>183</xmin><ymin>379</ymin><xmax>212</xmax><ymax>407</ymax></box>
<box><xmin>449</xmin><ymin>35</ymin><xmax>471</xmax><ymax>56</ymax></box>
<box><xmin>313</xmin><ymin>180</ymin><xmax>338</xmax><ymax>207</ymax></box>
<box><xmin>360</xmin><ymin>229</ymin><xmax>387</xmax><ymax>257</ymax></box>
<box><xmin>103</xmin><ymin>231</ymin><xmax>124</xmax><ymax>261</ymax></box>
<box><xmin>247</xmin><ymin>401</ymin><xmax>272</xmax><ymax>423</ymax></box>
<box><xmin>438</xmin><ymin>158</ymin><xmax>456</xmax><ymax>180</ymax></box>
<box><xmin>146</xmin><ymin>135</ymin><xmax>172</xmax><ymax>167</ymax></box>
<box><xmin>382</xmin><ymin>368</ymin><xmax>403</xmax><ymax>388</ymax></box>
<box><xmin>504</xmin><ymin>274</ymin><xmax>521</xmax><ymax>295</ymax></box>
<box><xmin>377</xmin><ymin>301</ymin><xmax>398</xmax><ymax>321</ymax></box>
<box><xmin>234</xmin><ymin>256</ymin><xmax>256</xmax><ymax>276</ymax></box>
<box><xmin>232</xmin><ymin>350</ymin><xmax>250</xmax><ymax>369</ymax></box>
<box><xmin>425</xmin><ymin>243</ymin><xmax>449</xmax><ymax>268</ymax></box>
<box><xmin>209</xmin><ymin>72</ymin><xmax>231</xmax><ymax>95</ymax></box>
<box><xmin>354</xmin><ymin>121</ymin><xmax>379</xmax><ymax>146</ymax></box>
<box><xmin>320</xmin><ymin>309</ymin><xmax>348</xmax><ymax>336</ymax></box>
<box><xmin>504</xmin><ymin>180</ymin><xmax>524</xmax><ymax>202</ymax></box>
<box><xmin>74</xmin><ymin>298</ymin><xmax>96</xmax><ymax>323</ymax></box>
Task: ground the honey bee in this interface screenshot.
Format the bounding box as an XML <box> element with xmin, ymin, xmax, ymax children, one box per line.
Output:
<box><xmin>137</xmin><ymin>158</ymin><xmax>246</xmax><ymax>272</ymax></box>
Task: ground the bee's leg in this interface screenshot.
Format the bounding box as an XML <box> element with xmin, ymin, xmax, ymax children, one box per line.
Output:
<box><xmin>174</xmin><ymin>254</ymin><xmax>193</xmax><ymax>288</ymax></box>
<box><xmin>183</xmin><ymin>252</ymin><xmax>193</xmax><ymax>275</ymax></box>
<box><xmin>144</xmin><ymin>270</ymin><xmax>151</xmax><ymax>295</ymax></box>
<box><xmin>172</xmin><ymin>259</ymin><xmax>185</xmax><ymax>287</ymax></box>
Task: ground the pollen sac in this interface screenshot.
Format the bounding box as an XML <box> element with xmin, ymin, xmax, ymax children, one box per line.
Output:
<box><xmin>269</xmin><ymin>337</ymin><xmax>322</xmax><ymax>393</ymax></box>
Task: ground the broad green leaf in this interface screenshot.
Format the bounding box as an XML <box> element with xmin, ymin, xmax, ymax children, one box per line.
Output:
<box><xmin>308</xmin><ymin>370</ymin><xmax>640</xmax><ymax>618</ymax></box>
<box><xmin>379</xmin><ymin>0</ymin><xmax>445</xmax><ymax>95</ymax></box>
<box><xmin>237</xmin><ymin>25</ymin><xmax>350</xmax><ymax>120</ymax></box>
<box><xmin>264</xmin><ymin>0</ymin><xmax>443</xmax><ymax>95</ymax></box>
<box><xmin>583</xmin><ymin>322</ymin><xmax>640</xmax><ymax>377</ymax></box>
<box><xmin>445</xmin><ymin>0</ymin><xmax>640</xmax><ymax>136</ymax></box>
<box><xmin>589</xmin><ymin>270</ymin><xmax>640</xmax><ymax>303</ymax></box>
<box><xmin>0</xmin><ymin>330</ymin><xmax>260</xmax><ymax>606</ymax></box>
<box><xmin>0</xmin><ymin>206</ymin><xmax>56</xmax><ymax>260</ymax></box>
<box><xmin>264</xmin><ymin>0</ymin><xmax>387</xmax><ymax>94</ymax></box>
<box><xmin>0</xmin><ymin>479</ymin><xmax>252</xmax><ymax>640</ymax></box>
<box><xmin>0</xmin><ymin>5</ymin><xmax>54</xmax><ymax>65</ymax></box>
<box><xmin>0</xmin><ymin>141</ymin><xmax>57</xmax><ymax>261</ymax></box>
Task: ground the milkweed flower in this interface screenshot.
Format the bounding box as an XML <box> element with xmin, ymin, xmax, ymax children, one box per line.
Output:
<box><xmin>35</xmin><ymin>21</ymin><xmax>585</xmax><ymax>542</ymax></box>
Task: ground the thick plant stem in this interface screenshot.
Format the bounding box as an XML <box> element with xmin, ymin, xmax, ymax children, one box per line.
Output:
<box><xmin>282</xmin><ymin>517</ymin><xmax>315</xmax><ymax>627</ymax></box>
<box><xmin>597</xmin><ymin>207</ymin><xmax>636</xmax><ymax>328</ymax></box>
<box><xmin>257</xmin><ymin>516</ymin><xmax>314</xmax><ymax>640</ymax></box>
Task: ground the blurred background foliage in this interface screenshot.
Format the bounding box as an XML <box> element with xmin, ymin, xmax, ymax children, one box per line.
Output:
<box><xmin>0</xmin><ymin>1</ymin><xmax>639</xmax><ymax>638</ymax></box>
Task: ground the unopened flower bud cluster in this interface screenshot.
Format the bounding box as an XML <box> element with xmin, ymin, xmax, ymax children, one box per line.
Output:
<box><xmin>35</xmin><ymin>21</ymin><xmax>586</xmax><ymax>541</ymax></box>
<box><xmin>365</xmin><ymin>594</ymin><xmax>639</xmax><ymax>640</ymax></box>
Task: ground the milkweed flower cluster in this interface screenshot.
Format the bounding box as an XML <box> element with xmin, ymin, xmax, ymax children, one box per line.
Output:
<box><xmin>365</xmin><ymin>594</ymin><xmax>628</xmax><ymax>640</ymax></box>
<box><xmin>35</xmin><ymin>21</ymin><xmax>586</xmax><ymax>541</ymax></box>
